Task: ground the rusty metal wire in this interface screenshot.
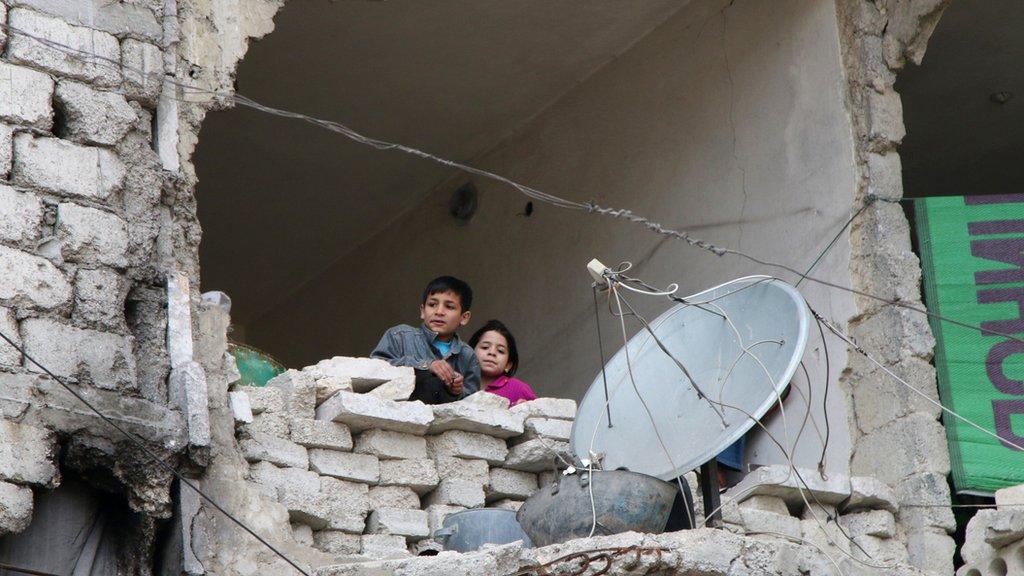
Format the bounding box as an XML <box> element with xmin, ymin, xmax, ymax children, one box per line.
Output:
<box><xmin>511</xmin><ymin>546</ymin><xmax>670</xmax><ymax>576</ymax></box>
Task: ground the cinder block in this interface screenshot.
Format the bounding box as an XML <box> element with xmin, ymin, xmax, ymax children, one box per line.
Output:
<box><xmin>839</xmin><ymin>510</ymin><xmax>896</xmax><ymax>538</ymax></box>
<box><xmin>321</xmin><ymin>476</ymin><xmax>371</xmax><ymax>533</ymax></box>
<box><xmin>235</xmin><ymin>385</ymin><xmax>285</xmax><ymax>414</ymax></box>
<box><xmin>893</xmin><ymin>473</ymin><xmax>958</xmax><ymax>533</ymax></box>
<box><xmin>996</xmin><ymin>484</ymin><xmax>1024</xmax><ymax>508</ymax></box>
<box><xmin>315</xmin><ymin>391</ymin><xmax>433</xmax><ymax>435</ymax></box>
<box><xmin>426</xmin><ymin>430</ymin><xmax>507</xmax><ymax>464</ymax></box>
<box><xmin>290</xmin><ymin>523</ymin><xmax>314</xmax><ymax>547</ymax></box>
<box><xmin>509</xmin><ymin>398</ymin><xmax>577</xmax><ymax>421</ymax></box>
<box><xmin>228</xmin><ymin>391</ymin><xmax>253</xmax><ymax>424</ymax></box>
<box><xmin>377</xmin><ymin>458</ymin><xmax>439</xmax><ymax>495</ymax></box>
<box><xmin>0</xmin><ymin>245</ymin><xmax>72</xmax><ymax>309</ymax></box>
<box><xmin>0</xmin><ymin>421</ymin><xmax>58</xmax><ymax>487</ymax></box>
<box><xmin>424</xmin><ymin>479</ymin><xmax>485</xmax><ymax>509</ymax></box>
<box><xmin>303</xmin><ymin>356</ymin><xmax>414</xmax><ymax>393</ymax></box>
<box><xmin>266</xmin><ymin>369</ymin><xmax>317</xmax><ymax>420</ymax></box>
<box><xmin>0</xmin><ymin>125</ymin><xmax>11</xmax><ymax>178</ymax></box>
<box><xmin>0</xmin><ymin>481</ymin><xmax>33</xmax><ymax>534</ymax></box>
<box><xmin>0</xmin><ymin>185</ymin><xmax>43</xmax><ymax>247</ymax></box>
<box><xmin>866</xmin><ymin>87</ymin><xmax>905</xmax><ymax>145</ymax></box>
<box><xmin>169</xmin><ymin>361</ymin><xmax>210</xmax><ymax>449</ymax></box>
<box><xmin>487</xmin><ymin>468</ymin><xmax>538</xmax><ymax>501</ymax></box>
<box><xmin>360</xmin><ymin>534</ymin><xmax>409</xmax><ymax>559</ymax></box>
<box><xmin>314</xmin><ymin>376</ymin><xmax>352</xmax><ymax>406</ymax></box>
<box><xmin>291</xmin><ymin>419</ymin><xmax>353</xmax><ymax>451</ymax></box>
<box><xmin>429</xmin><ymin>395</ymin><xmax>525</xmax><ymax>438</ymax></box>
<box><xmin>55</xmin><ymin>203</ymin><xmax>129</xmax><ymax>267</ymax></box>
<box><xmin>425</xmin><ymin>504</ymin><xmax>466</xmax><ymax>533</ymax></box>
<box><xmin>845</xmin><ymin>475</ymin><xmax>898</xmax><ymax>513</ymax></box>
<box><xmin>852</xmin><ymin>414</ymin><xmax>950</xmax><ymax>486</ymax></box>
<box><xmin>515</xmin><ymin>418</ymin><xmax>572</xmax><ymax>443</ymax></box>
<box><xmin>239</xmin><ymin>432</ymin><xmax>309</xmax><ymax>469</ymax></box>
<box><xmin>0</xmin><ymin>309</ymin><xmax>22</xmax><ymax>368</ymax></box>
<box><xmin>312</xmin><ymin>530</ymin><xmax>361</xmax><ymax>555</ymax></box>
<box><xmin>243</xmin><ymin>412</ymin><xmax>289</xmax><ymax>439</ymax></box>
<box><xmin>55</xmin><ymin>81</ymin><xmax>135</xmax><ymax>146</ymax></box>
<box><xmin>503</xmin><ymin>438</ymin><xmax>571</xmax><ymax>472</ymax></box>
<box><xmin>434</xmin><ymin>456</ymin><xmax>489</xmax><ymax>485</ymax></box>
<box><xmin>368</xmin><ymin>486</ymin><xmax>420</xmax><ymax>510</ymax></box>
<box><xmin>13</xmin><ymin>0</ymin><xmax>162</xmax><ymax>43</ymax></box>
<box><xmin>309</xmin><ymin>449</ymin><xmax>379</xmax><ymax>483</ymax></box>
<box><xmin>366</xmin><ymin>508</ymin><xmax>430</xmax><ymax>540</ymax></box>
<box><xmin>0</xmin><ymin>61</ymin><xmax>54</xmax><ymax>128</ymax></box>
<box><xmin>21</xmin><ymin>318</ymin><xmax>135</xmax><ymax>390</ymax></box>
<box><xmin>249</xmin><ymin>461</ymin><xmax>320</xmax><ymax>501</ymax></box>
<box><xmin>14</xmin><ymin>135</ymin><xmax>125</xmax><ymax>200</ymax></box>
<box><xmin>733</xmin><ymin>508</ymin><xmax>802</xmax><ymax>540</ymax></box>
<box><xmin>73</xmin><ymin>268</ymin><xmax>126</xmax><ymax>330</ymax></box>
<box><xmin>850</xmin><ymin>533</ymin><xmax>909</xmax><ymax>565</ymax></box>
<box><xmin>121</xmin><ymin>39</ymin><xmax>163</xmax><ymax>104</ymax></box>
<box><xmin>8</xmin><ymin>8</ymin><xmax>121</xmax><ymax>86</ymax></box>
<box><xmin>725</xmin><ymin>465</ymin><xmax>851</xmax><ymax>507</ymax></box>
<box><xmin>739</xmin><ymin>495</ymin><xmax>789</xmax><ymax>516</ymax></box>
<box><xmin>355</xmin><ymin>429</ymin><xmax>427</xmax><ymax>460</ymax></box>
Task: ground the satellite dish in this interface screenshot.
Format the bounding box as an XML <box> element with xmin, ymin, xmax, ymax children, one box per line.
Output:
<box><xmin>570</xmin><ymin>276</ymin><xmax>809</xmax><ymax>480</ymax></box>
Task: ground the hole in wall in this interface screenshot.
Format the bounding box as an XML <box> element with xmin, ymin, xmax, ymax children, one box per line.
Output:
<box><xmin>989</xmin><ymin>557</ymin><xmax>1008</xmax><ymax>576</ymax></box>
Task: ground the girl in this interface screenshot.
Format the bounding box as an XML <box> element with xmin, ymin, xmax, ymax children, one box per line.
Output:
<box><xmin>468</xmin><ymin>320</ymin><xmax>537</xmax><ymax>406</ymax></box>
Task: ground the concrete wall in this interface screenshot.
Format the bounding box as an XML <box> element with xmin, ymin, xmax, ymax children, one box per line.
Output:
<box><xmin>250</xmin><ymin>0</ymin><xmax>860</xmax><ymax>474</ymax></box>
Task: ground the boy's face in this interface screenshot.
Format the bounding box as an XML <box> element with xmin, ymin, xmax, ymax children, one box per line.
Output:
<box><xmin>420</xmin><ymin>290</ymin><xmax>471</xmax><ymax>339</ymax></box>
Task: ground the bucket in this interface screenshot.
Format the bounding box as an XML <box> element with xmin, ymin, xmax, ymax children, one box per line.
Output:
<box><xmin>432</xmin><ymin>508</ymin><xmax>533</xmax><ymax>553</ymax></box>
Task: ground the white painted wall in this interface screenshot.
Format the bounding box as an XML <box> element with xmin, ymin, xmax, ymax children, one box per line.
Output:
<box><xmin>250</xmin><ymin>0</ymin><xmax>859</xmax><ymax>473</ymax></box>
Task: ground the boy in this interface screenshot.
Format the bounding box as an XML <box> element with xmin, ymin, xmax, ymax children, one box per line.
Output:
<box><xmin>371</xmin><ymin>276</ymin><xmax>480</xmax><ymax>404</ymax></box>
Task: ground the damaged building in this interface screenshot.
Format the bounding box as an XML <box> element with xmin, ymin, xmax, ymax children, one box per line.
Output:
<box><xmin>0</xmin><ymin>0</ymin><xmax>1021</xmax><ymax>574</ymax></box>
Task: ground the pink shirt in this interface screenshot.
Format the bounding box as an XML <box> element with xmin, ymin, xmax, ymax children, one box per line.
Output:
<box><xmin>485</xmin><ymin>375</ymin><xmax>538</xmax><ymax>406</ymax></box>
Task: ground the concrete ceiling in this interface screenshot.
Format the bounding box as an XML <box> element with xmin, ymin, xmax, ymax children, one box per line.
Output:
<box><xmin>195</xmin><ymin>0</ymin><xmax>685</xmax><ymax>326</ymax></box>
<box><xmin>898</xmin><ymin>0</ymin><xmax>1024</xmax><ymax>198</ymax></box>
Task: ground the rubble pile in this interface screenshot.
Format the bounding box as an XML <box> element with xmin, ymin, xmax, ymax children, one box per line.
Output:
<box><xmin>227</xmin><ymin>356</ymin><xmax>576</xmax><ymax>560</ymax></box>
<box><xmin>957</xmin><ymin>484</ymin><xmax>1024</xmax><ymax>576</ymax></box>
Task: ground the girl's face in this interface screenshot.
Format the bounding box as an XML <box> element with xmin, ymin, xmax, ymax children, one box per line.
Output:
<box><xmin>474</xmin><ymin>330</ymin><xmax>511</xmax><ymax>378</ymax></box>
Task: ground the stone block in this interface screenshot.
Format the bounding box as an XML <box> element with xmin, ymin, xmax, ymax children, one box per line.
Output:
<box><xmin>73</xmin><ymin>268</ymin><xmax>126</xmax><ymax>330</ymax></box>
<box><xmin>839</xmin><ymin>510</ymin><xmax>896</xmax><ymax>538</ymax></box>
<box><xmin>434</xmin><ymin>456</ymin><xmax>489</xmax><ymax>485</ymax></box>
<box><xmin>228</xmin><ymin>391</ymin><xmax>254</xmax><ymax>424</ymax></box>
<box><xmin>801</xmin><ymin>502</ymin><xmax>836</xmax><ymax>522</ymax></box>
<box><xmin>509</xmin><ymin>398</ymin><xmax>577</xmax><ymax>420</ymax></box>
<box><xmin>0</xmin><ymin>421</ymin><xmax>58</xmax><ymax>487</ymax></box>
<box><xmin>360</xmin><ymin>534</ymin><xmax>410</xmax><ymax>559</ymax></box>
<box><xmin>489</xmin><ymin>499</ymin><xmax>523</xmax><ymax>512</ymax></box>
<box><xmin>291</xmin><ymin>419</ymin><xmax>353</xmax><ymax>451</ymax></box>
<box><xmin>725</xmin><ymin>465</ymin><xmax>851</xmax><ymax>507</ymax></box>
<box><xmin>800</xmin><ymin>518</ymin><xmax>850</xmax><ymax>560</ymax></box>
<box><xmin>516</xmin><ymin>418</ymin><xmax>572</xmax><ymax>443</ymax></box>
<box><xmin>291</xmin><ymin>523</ymin><xmax>314</xmax><ymax>547</ymax></box>
<box><xmin>739</xmin><ymin>495</ymin><xmax>790</xmax><ymax>516</ymax></box>
<box><xmin>280</xmin><ymin>490</ymin><xmax>332</xmax><ymax>530</ymax></box>
<box><xmin>866</xmin><ymin>151</ymin><xmax>904</xmax><ymax>201</ymax></box>
<box><xmin>367</xmin><ymin>378</ymin><xmax>414</xmax><ymax>402</ymax></box>
<box><xmin>316</xmin><ymin>391</ymin><xmax>433</xmax><ymax>435</ymax></box>
<box><xmin>429</xmin><ymin>395</ymin><xmax>525</xmax><ymax>438</ymax></box>
<box><xmin>867</xmin><ymin>88</ymin><xmax>906</xmax><ymax>146</ymax></box>
<box><xmin>981</xmin><ymin>509</ymin><xmax>1024</xmax><ymax>547</ymax></box>
<box><xmin>0</xmin><ymin>245</ymin><xmax>72</xmax><ymax>309</ymax></box>
<box><xmin>995</xmin><ymin>484</ymin><xmax>1024</xmax><ymax>508</ymax></box>
<box><xmin>425</xmin><ymin>504</ymin><xmax>465</xmax><ymax>533</ymax></box>
<box><xmin>850</xmin><ymin>534</ymin><xmax>909</xmax><ymax>565</ymax></box>
<box><xmin>503</xmin><ymin>438</ymin><xmax>570</xmax><ymax>472</ymax></box>
<box><xmin>321</xmin><ymin>477</ymin><xmax>371</xmax><ymax>533</ymax></box>
<box><xmin>425</xmin><ymin>479</ymin><xmax>486</xmax><ymax>509</ymax></box>
<box><xmin>0</xmin><ymin>61</ymin><xmax>54</xmax><ymax>129</ymax></box>
<box><xmin>852</xmin><ymin>413</ymin><xmax>950</xmax><ymax>486</ymax></box>
<box><xmin>169</xmin><ymin>361</ymin><xmax>211</xmax><ymax>450</ymax></box>
<box><xmin>377</xmin><ymin>459</ymin><xmax>439</xmax><ymax>495</ymax></box>
<box><xmin>849</xmin><ymin>354</ymin><xmax>941</xmax><ymax>435</ymax></box>
<box><xmin>0</xmin><ymin>309</ymin><xmax>21</xmax><ymax>368</ymax></box>
<box><xmin>313</xmin><ymin>530</ymin><xmax>361</xmax><ymax>555</ymax></box>
<box><xmin>315</xmin><ymin>376</ymin><xmax>353</xmax><ymax>406</ymax></box>
<box><xmin>368</xmin><ymin>486</ymin><xmax>420</xmax><ymax>510</ymax></box>
<box><xmin>730</xmin><ymin>508</ymin><xmax>802</xmax><ymax>540</ymax></box>
<box><xmin>0</xmin><ymin>482</ymin><xmax>33</xmax><ymax>534</ymax></box>
<box><xmin>14</xmin><ymin>0</ymin><xmax>162</xmax><ymax>42</ymax></box>
<box><xmin>55</xmin><ymin>81</ymin><xmax>135</xmax><ymax>146</ymax></box>
<box><xmin>309</xmin><ymin>449</ymin><xmax>379</xmax><ymax>483</ymax></box>
<box><xmin>487</xmin><ymin>468</ymin><xmax>538</xmax><ymax>501</ymax></box>
<box><xmin>122</xmin><ymin>40</ymin><xmax>164</xmax><ymax>104</ymax></box>
<box><xmin>55</xmin><ymin>203</ymin><xmax>129</xmax><ymax>267</ymax></box>
<box><xmin>0</xmin><ymin>125</ymin><xmax>11</xmax><ymax>179</ymax></box>
<box><xmin>236</xmin><ymin>385</ymin><xmax>285</xmax><ymax>414</ymax></box>
<box><xmin>239</xmin><ymin>432</ymin><xmax>309</xmax><ymax>469</ymax></box>
<box><xmin>366</xmin><ymin>508</ymin><xmax>430</xmax><ymax>540</ymax></box>
<box><xmin>905</xmin><ymin>529</ymin><xmax>955</xmax><ymax>576</ymax></box>
<box><xmin>303</xmin><ymin>356</ymin><xmax>414</xmax><ymax>393</ymax></box>
<box><xmin>243</xmin><ymin>412</ymin><xmax>289</xmax><ymax>438</ymax></box>
<box><xmin>8</xmin><ymin>8</ymin><xmax>121</xmax><ymax>87</ymax></box>
<box><xmin>21</xmin><ymin>318</ymin><xmax>135</xmax><ymax>390</ymax></box>
<box><xmin>14</xmin><ymin>135</ymin><xmax>125</xmax><ymax>200</ymax></box>
<box><xmin>426</xmin><ymin>430</ymin><xmax>507</xmax><ymax>464</ymax></box>
<box><xmin>266</xmin><ymin>369</ymin><xmax>317</xmax><ymax>420</ymax></box>
<box><xmin>249</xmin><ymin>461</ymin><xmax>321</xmax><ymax>501</ymax></box>
<box><xmin>355</xmin><ymin>429</ymin><xmax>427</xmax><ymax>460</ymax></box>
<box><xmin>846</xmin><ymin>475</ymin><xmax>899</xmax><ymax>513</ymax></box>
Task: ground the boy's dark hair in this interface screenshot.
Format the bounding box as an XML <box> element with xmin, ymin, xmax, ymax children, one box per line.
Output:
<box><xmin>422</xmin><ymin>276</ymin><xmax>473</xmax><ymax>311</ymax></box>
<box><xmin>468</xmin><ymin>319</ymin><xmax>519</xmax><ymax>376</ymax></box>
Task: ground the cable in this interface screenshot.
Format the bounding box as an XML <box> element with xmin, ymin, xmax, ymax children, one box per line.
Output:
<box><xmin>0</xmin><ymin>330</ymin><xmax>313</xmax><ymax>576</ymax></box>
<box><xmin>795</xmin><ymin>200</ymin><xmax>872</xmax><ymax>287</ymax></box>
<box><xmin>814</xmin><ymin>315</ymin><xmax>832</xmax><ymax>476</ymax></box>
<box><xmin>592</xmin><ymin>284</ymin><xmax>613</xmax><ymax>428</ymax></box>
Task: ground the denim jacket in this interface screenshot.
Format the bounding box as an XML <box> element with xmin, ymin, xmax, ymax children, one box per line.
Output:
<box><xmin>370</xmin><ymin>324</ymin><xmax>480</xmax><ymax>397</ymax></box>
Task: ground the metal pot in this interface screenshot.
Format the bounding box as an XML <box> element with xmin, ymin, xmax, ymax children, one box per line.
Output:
<box><xmin>516</xmin><ymin>469</ymin><xmax>677</xmax><ymax>547</ymax></box>
<box><xmin>432</xmin><ymin>508</ymin><xmax>533</xmax><ymax>553</ymax></box>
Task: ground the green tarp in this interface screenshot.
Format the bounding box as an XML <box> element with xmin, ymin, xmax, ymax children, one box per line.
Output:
<box><xmin>916</xmin><ymin>194</ymin><xmax>1024</xmax><ymax>494</ymax></box>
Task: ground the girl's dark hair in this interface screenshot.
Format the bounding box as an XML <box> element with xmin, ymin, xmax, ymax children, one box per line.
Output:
<box><xmin>468</xmin><ymin>319</ymin><xmax>519</xmax><ymax>376</ymax></box>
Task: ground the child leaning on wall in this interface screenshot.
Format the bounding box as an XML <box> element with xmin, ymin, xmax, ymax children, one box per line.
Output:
<box><xmin>370</xmin><ymin>276</ymin><xmax>481</xmax><ymax>405</ymax></box>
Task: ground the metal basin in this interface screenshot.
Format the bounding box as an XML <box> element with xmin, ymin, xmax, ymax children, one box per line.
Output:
<box><xmin>516</xmin><ymin>469</ymin><xmax>677</xmax><ymax>547</ymax></box>
<box><xmin>432</xmin><ymin>508</ymin><xmax>532</xmax><ymax>553</ymax></box>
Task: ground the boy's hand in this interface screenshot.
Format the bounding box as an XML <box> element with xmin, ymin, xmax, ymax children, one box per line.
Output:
<box><xmin>429</xmin><ymin>360</ymin><xmax>457</xmax><ymax>385</ymax></box>
<box><xmin>447</xmin><ymin>373</ymin><xmax>464</xmax><ymax>396</ymax></box>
